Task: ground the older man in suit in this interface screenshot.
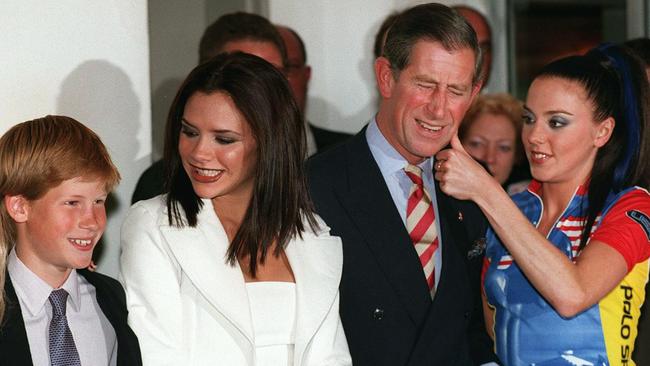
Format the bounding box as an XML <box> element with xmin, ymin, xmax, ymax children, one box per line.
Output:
<box><xmin>308</xmin><ymin>3</ymin><xmax>498</xmax><ymax>365</ymax></box>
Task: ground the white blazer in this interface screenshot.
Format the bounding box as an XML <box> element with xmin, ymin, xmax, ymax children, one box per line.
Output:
<box><xmin>119</xmin><ymin>196</ymin><xmax>351</xmax><ymax>366</ymax></box>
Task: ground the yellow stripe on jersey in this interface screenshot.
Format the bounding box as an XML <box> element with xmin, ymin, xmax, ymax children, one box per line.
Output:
<box><xmin>600</xmin><ymin>259</ymin><xmax>649</xmax><ymax>365</ymax></box>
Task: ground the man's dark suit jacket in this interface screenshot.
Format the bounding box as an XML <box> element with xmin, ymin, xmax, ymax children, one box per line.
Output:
<box><xmin>307</xmin><ymin>129</ymin><xmax>497</xmax><ymax>366</ymax></box>
<box><xmin>310</xmin><ymin>123</ymin><xmax>351</xmax><ymax>153</ymax></box>
<box><xmin>0</xmin><ymin>269</ymin><xmax>142</xmax><ymax>366</ymax></box>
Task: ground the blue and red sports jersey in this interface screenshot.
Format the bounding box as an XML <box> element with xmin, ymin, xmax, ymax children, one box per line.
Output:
<box><xmin>483</xmin><ymin>180</ymin><xmax>650</xmax><ymax>365</ymax></box>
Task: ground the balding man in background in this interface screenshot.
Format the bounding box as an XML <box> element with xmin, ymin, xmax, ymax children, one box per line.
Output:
<box><xmin>276</xmin><ymin>25</ymin><xmax>351</xmax><ymax>156</ymax></box>
<box><xmin>453</xmin><ymin>5</ymin><xmax>493</xmax><ymax>86</ymax></box>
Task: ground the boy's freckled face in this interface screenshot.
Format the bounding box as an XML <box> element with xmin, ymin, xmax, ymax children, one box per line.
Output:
<box><xmin>17</xmin><ymin>177</ymin><xmax>108</xmax><ymax>282</ymax></box>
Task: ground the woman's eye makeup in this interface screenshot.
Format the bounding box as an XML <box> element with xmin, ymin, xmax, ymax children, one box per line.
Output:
<box><xmin>180</xmin><ymin>123</ymin><xmax>198</xmax><ymax>137</ymax></box>
<box><xmin>522</xmin><ymin>110</ymin><xmax>535</xmax><ymax>124</ymax></box>
<box><xmin>179</xmin><ymin>122</ymin><xmax>241</xmax><ymax>145</ymax></box>
<box><xmin>215</xmin><ymin>136</ymin><xmax>236</xmax><ymax>144</ymax></box>
<box><xmin>549</xmin><ymin>116</ymin><xmax>569</xmax><ymax>128</ymax></box>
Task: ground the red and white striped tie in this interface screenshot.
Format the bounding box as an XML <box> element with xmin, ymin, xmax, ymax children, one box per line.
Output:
<box><xmin>405</xmin><ymin>164</ymin><xmax>439</xmax><ymax>296</ymax></box>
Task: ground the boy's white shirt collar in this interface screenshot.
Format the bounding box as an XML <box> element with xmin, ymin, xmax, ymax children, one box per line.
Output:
<box><xmin>7</xmin><ymin>248</ymin><xmax>82</xmax><ymax>317</ymax></box>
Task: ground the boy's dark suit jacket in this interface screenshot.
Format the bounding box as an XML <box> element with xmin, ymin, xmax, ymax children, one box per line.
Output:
<box><xmin>307</xmin><ymin>128</ymin><xmax>498</xmax><ymax>365</ymax></box>
<box><xmin>0</xmin><ymin>269</ymin><xmax>142</xmax><ymax>366</ymax></box>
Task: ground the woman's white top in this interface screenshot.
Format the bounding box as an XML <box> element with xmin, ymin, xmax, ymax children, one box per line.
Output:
<box><xmin>120</xmin><ymin>196</ymin><xmax>351</xmax><ymax>365</ymax></box>
<box><xmin>245</xmin><ymin>282</ymin><xmax>297</xmax><ymax>366</ymax></box>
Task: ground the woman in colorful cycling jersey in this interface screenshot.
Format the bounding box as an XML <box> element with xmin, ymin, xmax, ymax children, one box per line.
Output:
<box><xmin>434</xmin><ymin>44</ymin><xmax>650</xmax><ymax>365</ymax></box>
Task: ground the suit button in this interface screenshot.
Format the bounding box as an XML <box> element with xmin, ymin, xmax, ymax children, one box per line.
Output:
<box><xmin>373</xmin><ymin>308</ymin><xmax>384</xmax><ymax>320</ymax></box>
<box><xmin>464</xmin><ymin>311</ymin><xmax>470</xmax><ymax>319</ymax></box>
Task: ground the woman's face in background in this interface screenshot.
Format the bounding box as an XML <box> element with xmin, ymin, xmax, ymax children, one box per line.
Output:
<box><xmin>462</xmin><ymin>113</ymin><xmax>517</xmax><ymax>184</ymax></box>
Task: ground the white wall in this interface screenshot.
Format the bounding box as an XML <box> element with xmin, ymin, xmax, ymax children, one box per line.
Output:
<box><xmin>268</xmin><ymin>0</ymin><xmax>506</xmax><ymax>135</ymax></box>
<box><xmin>148</xmin><ymin>0</ymin><xmax>249</xmax><ymax>160</ymax></box>
<box><xmin>148</xmin><ymin>0</ymin><xmax>208</xmax><ymax>160</ymax></box>
<box><xmin>0</xmin><ymin>1</ymin><xmax>151</xmax><ymax>277</ymax></box>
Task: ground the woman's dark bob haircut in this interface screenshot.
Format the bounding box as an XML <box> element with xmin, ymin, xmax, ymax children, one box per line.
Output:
<box><xmin>163</xmin><ymin>52</ymin><xmax>318</xmax><ymax>276</ymax></box>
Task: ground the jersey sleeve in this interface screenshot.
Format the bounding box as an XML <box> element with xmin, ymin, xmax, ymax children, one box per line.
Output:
<box><xmin>590</xmin><ymin>188</ymin><xmax>650</xmax><ymax>270</ymax></box>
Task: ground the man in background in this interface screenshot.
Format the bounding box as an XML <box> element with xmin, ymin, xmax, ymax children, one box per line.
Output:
<box><xmin>276</xmin><ymin>25</ymin><xmax>351</xmax><ymax>155</ymax></box>
<box><xmin>453</xmin><ymin>5</ymin><xmax>493</xmax><ymax>86</ymax></box>
<box><xmin>373</xmin><ymin>12</ymin><xmax>400</xmax><ymax>59</ymax></box>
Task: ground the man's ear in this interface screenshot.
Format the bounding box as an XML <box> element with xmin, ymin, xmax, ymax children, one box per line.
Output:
<box><xmin>375</xmin><ymin>56</ymin><xmax>396</xmax><ymax>99</ymax></box>
<box><xmin>4</xmin><ymin>195</ymin><xmax>29</xmax><ymax>223</ymax></box>
<box><xmin>595</xmin><ymin>116</ymin><xmax>615</xmax><ymax>148</ymax></box>
<box><xmin>305</xmin><ymin>65</ymin><xmax>312</xmax><ymax>83</ymax></box>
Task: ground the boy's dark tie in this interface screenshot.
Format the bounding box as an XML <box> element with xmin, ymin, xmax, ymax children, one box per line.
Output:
<box><xmin>48</xmin><ymin>289</ymin><xmax>81</xmax><ymax>366</ymax></box>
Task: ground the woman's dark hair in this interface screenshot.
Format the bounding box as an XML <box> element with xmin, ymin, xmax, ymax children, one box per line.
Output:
<box><xmin>624</xmin><ymin>37</ymin><xmax>650</xmax><ymax>68</ymax></box>
<box><xmin>534</xmin><ymin>44</ymin><xmax>650</xmax><ymax>251</ymax></box>
<box><xmin>163</xmin><ymin>52</ymin><xmax>318</xmax><ymax>276</ymax></box>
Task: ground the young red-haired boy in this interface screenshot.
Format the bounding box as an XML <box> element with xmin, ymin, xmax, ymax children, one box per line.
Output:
<box><xmin>0</xmin><ymin>115</ymin><xmax>142</xmax><ymax>365</ymax></box>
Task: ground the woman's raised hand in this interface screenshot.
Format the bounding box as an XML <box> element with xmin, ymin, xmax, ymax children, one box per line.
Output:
<box><xmin>434</xmin><ymin>134</ymin><xmax>498</xmax><ymax>201</ymax></box>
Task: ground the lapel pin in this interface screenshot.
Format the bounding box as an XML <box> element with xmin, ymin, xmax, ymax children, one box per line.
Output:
<box><xmin>468</xmin><ymin>237</ymin><xmax>487</xmax><ymax>259</ymax></box>
<box><xmin>457</xmin><ymin>211</ymin><xmax>463</xmax><ymax>221</ymax></box>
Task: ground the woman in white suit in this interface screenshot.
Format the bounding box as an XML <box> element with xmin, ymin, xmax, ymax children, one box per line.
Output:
<box><xmin>120</xmin><ymin>52</ymin><xmax>351</xmax><ymax>366</ymax></box>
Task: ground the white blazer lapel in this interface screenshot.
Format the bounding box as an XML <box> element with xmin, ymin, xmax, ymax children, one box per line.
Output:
<box><xmin>161</xmin><ymin>200</ymin><xmax>254</xmax><ymax>344</ymax></box>
<box><xmin>286</xmin><ymin>223</ymin><xmax>343</xmax><ymax>365</ymax></box>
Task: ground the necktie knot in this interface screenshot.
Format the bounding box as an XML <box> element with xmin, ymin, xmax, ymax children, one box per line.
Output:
<box><xmin>404</xmin><ymin>164</ymin><xmax>424</xmax><ymax>186</ymax></box>
<box><xmin>49</xmin><ymin>289</ymin><xmax>69</xmax><ymax>316</ymax></box>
